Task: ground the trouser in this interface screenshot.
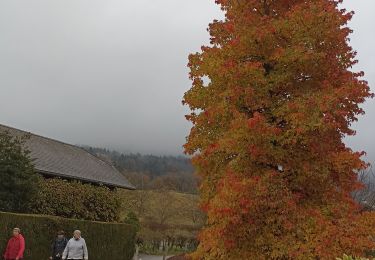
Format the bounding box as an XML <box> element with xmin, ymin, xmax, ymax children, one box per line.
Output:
<box><xmin>53</xmin><ymin>257</ymin><xmax>62</xmax><ymax>260</ymax></box>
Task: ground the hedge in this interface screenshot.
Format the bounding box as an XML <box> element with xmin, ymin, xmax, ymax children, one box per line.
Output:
<box><xmin>30</xmin><ymin>178</ymin><xmax>121</xmax><ymax>222</ymax></box>
<box><xmin>0</xmin><ymin>211</ymin><xmax>136</xmax><ymax>260</ymax></box>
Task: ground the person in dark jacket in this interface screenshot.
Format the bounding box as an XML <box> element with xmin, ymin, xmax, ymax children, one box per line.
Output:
<box><xmin>3</xmin><ymin>227</ymin><xmax>25</xmax><ymax>260</ymax></box>
<box><xmin>50</xmin><ymin>230</ymin><xmax>68</xmax><ymax>260</ymax></box>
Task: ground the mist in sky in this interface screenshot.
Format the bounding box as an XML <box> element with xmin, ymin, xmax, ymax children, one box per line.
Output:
<box><xmin>0</xmin><ymin>1</ymin><xmax>374</xmax><ymax>160</ymax></box>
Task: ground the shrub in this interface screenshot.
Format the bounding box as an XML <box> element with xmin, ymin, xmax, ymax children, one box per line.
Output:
<box><xmin>0</xmin><ymin>131</ymin><xmax>41</xmax><ymax>212</ymax></box>
<box><xmin>123</xmin><ymin>211</ymin><xmax>140</xmax><ymax>232</ymax></box>
<box><xmin>30</xmin><ymin>178</ymin><xmax>121</xmax><ymax>222</ymax></box>
<box><xmin>0</xmin><ymin>211</ymin><xmax>136</xmax><ymax>260</ymax></box>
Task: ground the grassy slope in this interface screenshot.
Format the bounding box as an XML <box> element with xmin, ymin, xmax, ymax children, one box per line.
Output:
<box><xmin>119</xmin><ymin>190</ymin><xmax>201</xmax><ymax>226</ymax></box>
<box><xmin>119</xmin><ymin>190</ymin><xmax>202</xmax><ymax>254</ymax></box>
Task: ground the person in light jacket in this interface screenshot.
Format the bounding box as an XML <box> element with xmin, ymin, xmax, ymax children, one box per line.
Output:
<box><xmin>62</xmin><ymin>230</ymin><xmax>88</xmax><ymax>260</ymax></box>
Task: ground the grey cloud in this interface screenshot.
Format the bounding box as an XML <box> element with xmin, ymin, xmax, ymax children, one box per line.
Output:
<box><xmin>0</xmin><ymin>1</ymin><xmax>374</xmax><ymax>161</ymax></box>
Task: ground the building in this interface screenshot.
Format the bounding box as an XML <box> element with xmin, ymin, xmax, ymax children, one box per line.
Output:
<box><xmin>0</xmin><ymin>124</ymin><xmax>134</xmax><ymax>189</ymax></box>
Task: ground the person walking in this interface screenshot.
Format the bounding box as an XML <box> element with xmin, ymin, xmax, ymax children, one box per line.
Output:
<box><xmin>50</xmin><ymin>230</ymin><xmax>68</xmax><ymax>260</ymax></box>
<box><xmin>62</xmin><ymin>230</ymin><xmax>88</xmax><ymax>260</ymax></box>
<box><xmin>3</xmin><ymin>227</ymin><xmax>25</xmax><ymax>260</ymax></box>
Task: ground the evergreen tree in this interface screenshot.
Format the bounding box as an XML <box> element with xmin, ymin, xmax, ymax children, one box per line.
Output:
<box><xmin>0</xmin><ymin>131</ymin><xmax>40</xmax><ymax>212</ymax></box>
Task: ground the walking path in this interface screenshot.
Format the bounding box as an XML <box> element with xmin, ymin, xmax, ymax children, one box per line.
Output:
<box><xmin>136</xmin><ymin>254</ymin><xmax>174</xmax><ymax>260</ymax></box>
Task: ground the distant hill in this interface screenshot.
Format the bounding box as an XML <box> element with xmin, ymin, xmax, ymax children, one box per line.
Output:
<box><xmin>82</xmin><ymin>146</ymin><xmax>198</xmax><ymax>193</ymax></box>
<box><xmin>83</xmin><ymin>146</ymin><xmax>194</xmax><ymax>176</ymax></box>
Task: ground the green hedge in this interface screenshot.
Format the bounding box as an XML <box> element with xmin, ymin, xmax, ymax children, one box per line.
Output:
<box><xmin>0</xmin><ymin>211</ymin><xmax>136</xmax><ymax>260</ymax></box>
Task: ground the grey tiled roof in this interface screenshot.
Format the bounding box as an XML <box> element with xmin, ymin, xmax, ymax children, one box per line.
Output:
<box><xmin>0</xmin><ymin>124</ymin><xmax>135</xmax><ymax>189</ymax></box>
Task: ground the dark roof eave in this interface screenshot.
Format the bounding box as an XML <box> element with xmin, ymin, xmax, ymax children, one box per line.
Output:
<box><xmin>37</xmin><ymin>169</ymin><xmax>136</xmax><ymax>190</ymax></box>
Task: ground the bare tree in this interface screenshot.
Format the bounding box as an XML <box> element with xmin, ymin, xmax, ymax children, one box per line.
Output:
<box><xmin>353</xmin><ymin>166</ymin><xmax>375</xmax><ymax>210</ymax></box>
<box><xmin>180</xmin><ymin>196</ymin><xmax>205</xmax><ymax>227</ymax></box>
<box><xmin>146</xmin><ymin>189</ymin><xmax>185</xmax><ymax>260</ymax></box>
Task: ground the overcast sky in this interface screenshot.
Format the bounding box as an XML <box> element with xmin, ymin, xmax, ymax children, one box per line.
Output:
<box><xmin>0</xmin><ymin>1</ymin><xmax>374</xmax><ymax>160</ymax></box>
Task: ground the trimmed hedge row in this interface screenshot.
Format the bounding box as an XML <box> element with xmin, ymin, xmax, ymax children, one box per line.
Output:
<box><xmin>0</xmin><ymin>211</ymin><xmax>136</xmax><ymax>260</ymax></box>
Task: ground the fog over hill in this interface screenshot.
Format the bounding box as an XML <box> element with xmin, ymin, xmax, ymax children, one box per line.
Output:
<box><xmin>0</xmin><ymin>1</ymin><xmax>373</xmax><ymax>161</ymax></box>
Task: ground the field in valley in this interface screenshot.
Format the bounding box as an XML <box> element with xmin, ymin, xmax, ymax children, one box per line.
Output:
<box><xmin>119</xmin><ymin>190</ymin><xmax>203</xmax><ymax>255</ymax></box>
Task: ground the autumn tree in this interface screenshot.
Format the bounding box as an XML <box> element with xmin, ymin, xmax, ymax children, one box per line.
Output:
<box><xmin>183</xmin><ymin>0</ymin><xmax>374</xmax><ymax>259</ymax></box>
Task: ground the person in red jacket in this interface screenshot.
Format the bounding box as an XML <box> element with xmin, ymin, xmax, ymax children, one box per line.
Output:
<box><xmin>3</xmin><ymin>228</ymin><xmax>25</xmax><ymax>260</ymax></box>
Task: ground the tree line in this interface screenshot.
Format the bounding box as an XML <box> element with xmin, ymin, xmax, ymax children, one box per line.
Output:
<box><xmin>83</xmin><ymin>146</ymin><xmax>198</xmax><ymax>194</ymax></box>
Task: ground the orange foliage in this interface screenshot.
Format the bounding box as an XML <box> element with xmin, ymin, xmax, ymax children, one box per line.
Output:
<box><xmin>183</xmin><ymin>0</ymin><xmax>374</xmax><ymax>259</ymax></box>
